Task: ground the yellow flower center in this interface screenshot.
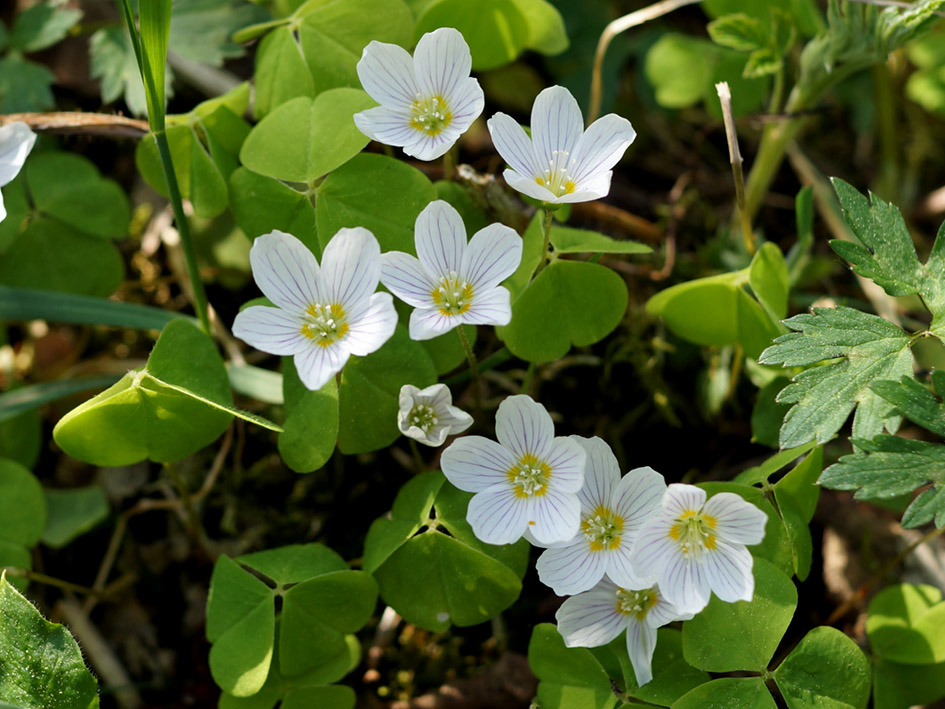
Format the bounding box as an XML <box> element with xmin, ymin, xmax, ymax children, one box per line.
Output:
<box><xmin>534</xmin><ymin>149</ymin><xmax>577</xmax><ymax>196</ymax></box>
<box><xmin>431</xmin><ymin>270</ymin><xmax>473</xmax><ymax>316</ymax></box>
<box><xmin>581</xmin><ymin>505</ymin><xmax>624</xmax><ymax>552</ymax></box>
<box><xmin>668</xmin><ymin>509</ymin><xmax>718</xmax><ymax>559</ymax></box>
<box><xmin>300</xmin><ymin>303</ymin><xmax>348</xmax><ymax>348</ymax></box>
<box><xmin>410</xmin><ymin>94</ymin><xmax>452</xmax><ymax>136</ymax></box>
<box><xmin>507</xmin><ymin>453</ymin><xmax>551</xmax><ymax>499</ymax></box>
<box><xmin>616</xmin><ymin>586</ymin><xmax>659</xmax><ymax>621</ymax></box>
<box><xmin>408</xmin><ymin>403</ymin><xmax>438</xmax><ymax>433</ymax></box>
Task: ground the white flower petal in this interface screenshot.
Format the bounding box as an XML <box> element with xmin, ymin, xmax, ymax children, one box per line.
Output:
<box><xmin>607</xmin><ymin>545</ymin><xmax>657</xmax><ymax>590</ymax></box>
<box><xmin>530</xmin><ymin>488</ymin><xmax>581</xmax><ymax>544</ymax></box>
<box><xmin>537</xmin><ymin>542</ymin><xmax>606</xmax><ymax>596</ymax></box>
<box><xmin>545</xmin><ymin>437</ymin><xmax>586</xmax><ymax>494</ymax></box>
<box><xmin>626</xmin><ymin>620</ymin><xmax>657</xmax><ymax>686</ymax></box>
<box><xmin>556</xmin><ymin>183</ymin><xmax>612</xmax><ymax>204</ymax></box>
<box><xmin>569</xmin><ymin>113</ymin><xmax>636</xmax><ymax>186</ymax></box>
<box><xmin>459</xmin><ymin>287</ymin><xmax>511</xmax><ymax>327</ymax></box>
<box><xmin>344</xmin><ymin>292</ymin><xmax>397</xmax><ymax>357</ymax></box>
<box><xmin>612</xmin><ymin>466</ymin><xmax>667</xmax><ymax>533</ymax></box>
<box><xmin>415</xmin><ymin>200</ymin><xmax>466</xmax><ymax>279</ymax></box>
<box><xmin>530</xmin><ymin>86</ymin><xmax>584</xmax><ymax>166</ymax></box>
<box><xmin>495</xmin><ymin>395</ymin><xmax>554</xmax><ymax>460</ymax></box>
<box><xmin>447</xmin><ymin>77</ymin><xmax>485</xmax><ymax>130</ymax></box>
<box><xmin>356</xmin><ymin>40</ymin><xmax>418</xmax><ymax>108</ymax></box>
<box><xmin>646</xmin><ymin>591</ymin><xmax>689</xmax><ymax>626</ymax></box>
<box><xmin>320</xmin><ymin>227</ymin><xmax>382</xmax><ymax>308</ymax></box>
<box><xmin>354</xmin><ymin>105</ymin><xmax>415</xmax><ymax>146</ymax></box>
<box><xmin>249</xmin><ymin>231</ymin><xmax>321</xmax><ymax>314</ymax></box>
<box><xmin>402</xmin><ymin>128</ymin><xmax>460</xmax><ymax>161</ymax></box>
<box><xmin>629</xmin><ymin>519</ymin><xmax>677</xmax><ymax>577</ymax></box>
<box><xmin>703</xmin><ymin>492</ymin><xmax>767</xmax><ymax>545</ymax></box>
<box><xmin>442</xmin><ymin>405</ymin><xmax>473</xmax><ymax>435</ymax></box>
<box><xmin>662</xmin><ymin>483</ymin><xmax>707</xmax><ymax>518</ymax></box>
<box><xmin>409</xmin><ymin>306</ymin><xmax>456</xmax><ymax>340</ymax></box>
<box><xmin>398</xmin><ymin>384</ymin><xmax>421</xmax><ymax>411</ymax></box>
<box><xmin>556</xmin><ymin>582</ymin><xmax>627</xmax><ymax>648</ymax></box>
<box><xmin>572</xmin><ymin>436</ymin><xmax>620</xmax><ymax>512</ymax></box>
<box><xmin>294</xmin><ymin>341</ymin><xmax>350</xmax><ymax>391</ymax></box>
<box><xmin>661</xmin><ymin>553</ymin><xmax>711</xmax><ymax>616</ymax></box>
<box><xmin>461</xmin><ymin>222</ymin><xmax>522</xmax><ymax>290</ymax></box>
<box><xmin>466</xmin><ymin>488</ymin><xmax>528</xmax><ymax>544</ymax></box>
<box><xmin>232</xmin><ymin>305</ymin><xmax>306</xmax><ymax>355</ymax></box>
<box><xmin>487</xmin><ymin>112</ymin><xmax>543</xmax><ymax>180</ymax></box>
<box><xmin>703</xmin><ymin>539</ymin><xmax>755</xmax><ymax>603</ymax></box>
<box><xmin>381</xmin><ymin>251</ymin><xmax>436</xmax><ymax>308</ymax></box>
<box><xmin>441</xmin><ymin>436</ymin><xmax>516</xmax><ymax>492</ymax></box>
<box><xmin>414</xmin><ymin>27</ymin><xmax>473</xmax><ymax>102</ymax></box>
<box><xmin>0</xmin><ymin>122</ymin><xmax>37</xmax><ymax>188</ymax></box>
<box><xmin>502</xmin><ymin>168</ymin><xmax>560</xmax><ymax>203</ymax></box>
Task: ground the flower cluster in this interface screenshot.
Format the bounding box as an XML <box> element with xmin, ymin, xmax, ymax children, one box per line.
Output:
<box><xmin>440</xmin><ymin>398</ymin><xmax>767</xmax><ymax>686</ymax></box>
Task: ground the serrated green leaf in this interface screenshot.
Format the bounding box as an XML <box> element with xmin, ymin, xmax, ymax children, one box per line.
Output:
<box><xmin>168</xmin><ymin>0</ymin><xmax>267</xmax><ymax>68</ymax></box>
<box><xmin>708</xmin><ymin>13</ymin><xmax>768</xmax><ymax>51</ymax></box>
<box><xmin>9</xmin><ymin>2</ymin><xmax>82</xmax><ymax>52</ymax></box>
<box><xmin>871</xmin><ymin>375</ymin><xmax>945</xmax><ymax>437</ymax></box>
<box><xmin>744</xmin><ymin>48</ymin><xmax>782</xmax><ymax>78</ymax></box>
<box><xmin>902</xmin><ymin>485</ymin><xmax>945</xmax><ymax>528</ymax></box>
<box><xmin>758</xmin><ymin>306</ymin><xmax>914</xmax><ymax>448</ymax></box>
<box><xmin>89</xmin><ymin>26</ymin><xmax>153</xmax><ymax>116</ymax></box>
<box><xmin>0</xmin><ymin>573</ymin><xmax>99</xmax><ymax>708</ymax></box>
<box><xmin>0</xmin><ymin>56</ymin><xmax>55</xmax><ymax>112</ymax></box>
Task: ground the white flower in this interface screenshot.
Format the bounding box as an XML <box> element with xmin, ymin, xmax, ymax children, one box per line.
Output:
<box><xmin>380</xmin><ymin>200</ymin><xmax>522</xmax><ymax>340</ymax></box>
<box><xmin>487</xmin><ymin>85</ymin><xmax>636</xmax><ymax>205</ymax></box>
<box><xmin>440</xmin><ymin>394</ymin><xmax>585</xmax><ymax>545</ymax></box>
<box><xmin>354</xmin><ymin>27</ymin><xmax>484</xmax><ymax>161</ymax></box>
<box><xmin>0</xmin><ymin>122</ymin><xmax>37</xmax><ymax>222</ymax></box>
<box><xmin>398</xmin><ymin>383</ymin><xmax>473</xmax><ymax>447</ymax></box>
<box><xmin>629</xmin><ymin>484</ymin><xmax>767</xmax><ymax>616</ymax></box>
<box><xmin>233</xmin><ymin>228</ymin><xmax>398</xmax><ymax>391</ymax></box>
<box><xmin>556</xmin><ymin>578</ymin><xmax>691</xmax><ymax>686</ymax></box>
<box><xmin>536</xmin><ymin>437</ymin><xmax>666</xmax><ymax>596</ymax></box>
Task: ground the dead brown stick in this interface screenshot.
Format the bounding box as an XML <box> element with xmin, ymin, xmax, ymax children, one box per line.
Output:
<box><xmin>0</xmin><ymin>112</ymin><xmax>149</xmax><ymax>139</ymax></box>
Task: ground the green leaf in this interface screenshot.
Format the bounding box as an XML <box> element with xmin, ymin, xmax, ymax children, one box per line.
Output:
<box><xmin>772</xmin><ymin>626</ymin><xmax>870</xmax><ymax>709</ymax></box>
<box><xmin>419</xmin><ymin>324</ymin><xmax>476</xmax><ymax>375</ymax></box>
<box><xmin>53</xmin><ymin>320</ymin><xmax>238</xmax><ymax>466</ymax></box>
<box><xmin>297</xmin><ymin>0</ymin><xmax>414</xmax><ymax>94</ymax></box>
<box><xmin>749</xmin><ymin>242</ymin><xmax>789</xmax><ymax>322</ymax></box>
<box><xmin>9</xmin><ymin>2</ymin><xmax>82</xmax><ymax>52</ymax></box>
<box><xmin>207</xmin><ymin>556</ymin><xmax>276</xmax><ymax>697</ymax></box>
<box><xmin>26</xmin><ymin>153</ymin><xmax>131</xmax><ymax>239</ymax></box>
<box><xmin>239</xmin><ymin>91</ymin><xmax>374</xmax><ymax>183</ymax></box>
<box><xmin>645</xmin><ymin>34</ymin><xmax>710</xmax><ymax>108</ymax></box>
<box><xmin>0</xmin><ymin>376</ymin><xmax>121</xmax><ymax>423</ymax></box>
<box><xmin>682</xmin><ymin>558</ymin><xmax>797</xmax><ymax>673</ymax></box>
<box><xmin>337</xmin><ymin>325</ymin><xmax>436</xmax><ymax>454</ymax></box>
<box><xmin>315</xmin><ymin>153</ymin><xmax>437</xmax><ymax>255</ymax></box>
<box><xmin>278</xmin><ymin>361</ymin><xmax>338</xmax><ymax>473</ymax></box>
<box><xmin>365</xmin><ymin>472</ymin><xmax>528</xmax><ymax>631</ymax></box>
<box><xmin>750</xmin><ymin>377</ymin><xmax>792</xmax><ymax>448</ymax></box>
<box><xmin>528</xmin><ymin>623</ymin><xmax>617</xmax><ymax>709</ymax></box>
<box><xmin>758</xmin><ymin>306</ymin><xmax>914</xmax><ymax>448</ymax></box>
<box><xmin>137</xmin><ymin>0</ymin><xmax>172</xmax><ymax>122</ymax></box>
<box><xmin>228</xmin><ymin>169</ymin><xmax>318</xmax><ymax>255</ymax></box>
<box><xmin>830</xmin><ymin>178</ymin><xmax>945</xmax><ymax>336</ymax></box>
<box><xmin>416</xmin><ymin>0</ymin><xmax>529</xmax><ymax>70</ymax></box>
<box><xmin>674</xmin><ymin>677</ymin><xmax>775</xmax><ymax>708</ymax></box>
<box><xmin>708</xmin><ymin>13</ymin><xmax>768</xmax><ymax>51</ymax></box>
<box><xmin>503</xmin><ymin>213</ymin><xmax>544</xmax><ymax>300</ymax></box>
<box><xmin>871</xmin><ymin>375</ymin><xmax>945</xmax><ymax>437</ymax></box>
<box><xmin>773</xmin><ymin>448</ymin><xmax>822</xmax><ymax>581</ymax></box>
<box><xmin>873</xmin><ymin>657</ymin><xmax>945</xmax><ymax>709</ymax></box>
<box><xmin>0</xmin><ymin>404</ymin><xmax>40</xmax><ymax>468</ymax></box>
<box><xmin>238</xmin><ymin>544</ymin><xmax>348</xmax><ymax>586</ymax></box>
<box><xmin>549</xmin><ymin>226</ymin><xmax>651</xmax><ymax>255</ymax></box>
<box><xmin>499</xmin><ymin>260</ymin><xmax>628</xmax><ymax>363</ymax></box>
<box><xmin>0</xmin><ymin>573</ymin><xmax>99</xmax><ymax>708</ymax></box>
<box><xmin>0</xmin><ymin>56</ymin><xmax>55</xmax><ymax>112</ymax></box>
<box><xmin>509</xmin><ymin>0</ymin><xmax>568</xmax><ymax>55</ymax></box>
<box><xmin>734</xmin><ymin>441</ymin><xmax>818</xmax><ymax>486</ymax></box>
<box><xmin>0</xmin><ymin>286</ymin><xmax>190</xmax><ymax>330</ymax></box>
<box><xmin>89</xmin><ymin>26</ymin><xmax>152</xmax><ymax>116</ymax></box>
<box><xmin>0</xmin><ymin>217</ymin><xmax>124</xmax><ymax>298</ymax></box>
<box><xmin>253</xmin><ymin>27</ymin><xmax>315</xmax><ymax>118</ymax></box>
<box><xmin>168</xmin><ymin>0</ymin><xmax>268</xmax><ymax>68</ymax></box>
<box><xmin>744</xmin><ymin>48</ymin><xmax>783</xmax><ymax>78</ymax></box>
<box><xmin>228</xmin><ymin>364</ymin><xmax>284</xmax><ymax>406</ymax></box>
<box><xmin>0</xmin><ymin>459</ymin><xmax>46</xmax><ymax>550</ymax></box>
<box><xmin>867</xmin><ymin>584</ymin><xmax>945</xmax><ymax>664</ymax></box>
<box><xmin>41</xmin><ymin>487</ymin><xmax>109</xmax><ymax>549</ymax></box>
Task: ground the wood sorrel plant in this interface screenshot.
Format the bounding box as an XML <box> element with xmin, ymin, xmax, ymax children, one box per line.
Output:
<box><xmin>4</xmin><ymin>0</ymin><xmax>945</xmax><ymax>708</ymax></box>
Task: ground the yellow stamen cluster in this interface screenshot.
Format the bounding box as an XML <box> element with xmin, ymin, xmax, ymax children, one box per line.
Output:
<box><xmin>581</xmin><ymin>505</ymin><xmax>624</xmax><ymax>552</ymax></box>
<box><xmin>410</xmin><ymin>94</ymin><xmax>452</xmax><ymax>136</ymax></box>
<box><xmin>507</xmin><ymin>453</ymin><xmax>551</xmax><ymax>498</ymax></box>
<box><xmin>616</xmin><ymin>586</ymin><xmax>659</xmax><ymax>621</ymax></box>
<box><xmin>300</xmin><ymin>303</ymin><xmax>348</xmax><ymax>348</ymax></box>
<box><xmin>534</xmin><ymin>149</ymin><xmax>577</xmax><ymax>196</ymax></box>
<box><xmin>668</xmin><ymin>510</ymin><xmax>718</xmax><ymax>559</ymax></box>
<box><xmin>431</xmin><ymin>270</ymin><xmax>473</xmax><ymax>316</ymax></box>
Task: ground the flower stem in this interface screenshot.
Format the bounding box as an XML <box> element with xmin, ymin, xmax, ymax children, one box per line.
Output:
<box><xmin>409</xmin><ymin>438</ymin><xmax>425</xmax><ymax>474</ymax></box>
<box><xmin>443</xmin><ymin>146</ymin><xmax>456</xmax><ymax>182</ymax></box>
<box><xmin>2</xmin><ymin>567</ymin><xmax>104</xmax><ymax>597</ymax></box>
<box><xmin>535</xmin><ymin>207</ymin><xmax>554</xmax><ymax>276</ymax></box>
<box><xmin>456</xmin><ymin>325</ymin><xmax>481</xmax><ymax>413</ymax></box>
<box><xmin>716</xmin><ymin>82</ymin><xmax>754</xmax><ymax>255</ymax></box>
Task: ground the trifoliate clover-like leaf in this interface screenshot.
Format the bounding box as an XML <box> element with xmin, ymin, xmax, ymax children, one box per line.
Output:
<box><xmin>830</xmin><ymin>178</ymin><xmax>945</xmax><ymax>336</ymax></box>
<box><xmin>758</xmin><ymin>306</ymin><xmax>914</xmax><ymax>448</ymax></box>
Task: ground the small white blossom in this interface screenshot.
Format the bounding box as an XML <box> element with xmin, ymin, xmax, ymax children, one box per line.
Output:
<box><xmin>381</xmin><ymin>200</ymin><xmax>522</xmax><ymax>340</ymax></box>
<box><xmin>536</xmin><ymin>437</ymin><xmax>665</xmax><ymax>596</ymax></box>
<box><xmin>440</xmin><ymin>395</ymin><xmax>585</xmax><ymax>545</ymax></box>
<box><xmin>629</xmin><ymin>484</ymin><xmax>767</xmax><ymax>616</ymax></box>
<box><xmin>233</xmin><ymin>229</ymin><xmax>398</xmax><ymax>391</ymax></box>
<box><xmin>487</xmin><ymin>85</ymin><xmax>636</xmax><ymax>205</ymax></box>
<box><xmin>354</xmin><ymin>27</ymin><xmax>484</xmax><ymax>161</ymax></box>
<box><xmin>0</xmin><ymin>122</ymin><xmax>37</xmax><ymax>222</ymax></box>
<box><xmin>556</xmin><ymin>578</ymin><xmax>691</xmax><ymax>687</ymax></box>
<box><xmin>398</xmin><ymin>383</ymin><xmax>472</xmax><ymax>447</ymax></box>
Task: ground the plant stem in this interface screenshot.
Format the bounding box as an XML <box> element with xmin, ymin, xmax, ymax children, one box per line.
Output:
<box><xmin>443</xmin><ymin>146</ymin><xmax>456</xmax><ymax>181</ymax></box>
<box><xmin>409</xmin><ymin>439</ymin><xmax>425</xmax><ymax>474</ymax></box>
<box><xmin>716</xmin><ymin>82</ymin><xmax>755</xmax><ymax>255</ymax></box>
<box><xmin>456</xmin><ymin>325</ymin><xmax>481</xmax><ymax>413</ymax></box>
<box><xmin>535</xmin><ymin>208</ymin><xmax>554</xmax><ymax>276</ymax></box>
<box><xmin>3</xmin><ymin>567</ymin><xmax>104</xmax><ymax>597</ymax></box>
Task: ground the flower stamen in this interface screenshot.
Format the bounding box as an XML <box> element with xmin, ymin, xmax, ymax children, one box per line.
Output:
<box><xmin>507</xmin><ymin>453</ymin><xmax>551</xmax><ymax>498</ymax></box>
<box><xmin>300</xmin><ymin>302</ymin><xmax>349</xmax><ymax>347</ymax></box>
<box><xmin>410</xmin><ymin>94</ymin><xmax>453</xmax><ymax>136</ymax></box>
<box><xmin>430</xmin><ymin>269</ymin><xmax>473</xmax><ymax>316</ymax></box>
<box><xmin>667</xmin><ymin>510</ymin><xmax>718</xmax><ymax>559</ymax></box>
<box><xmin>408</xmin><ymin>403</ymin><xmax>438</xmax><ymax>433</ymax></box>
<box><xmin>615</xmin><ymin>586</ymin><xmax>659</xmax><ymax>621</ymax></box>
<box><xmin>533</xmin><ymin>149</ymin><xmax>577</xmax><ymax>196</ymax></box>
<box><xmin>581</xmin><ymin>505</ymin><xmax>624</xmax><ymax>552</ymax></box>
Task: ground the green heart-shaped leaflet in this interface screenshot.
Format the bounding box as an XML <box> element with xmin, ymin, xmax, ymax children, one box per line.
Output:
<box><xmin>0</xmin><ymin>459</ymin><xmax>46</xmax><ymax>591</ymax></box>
